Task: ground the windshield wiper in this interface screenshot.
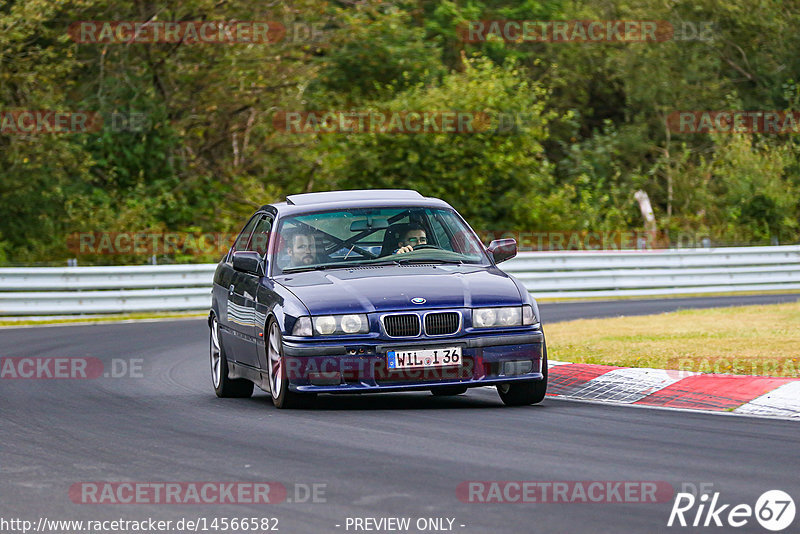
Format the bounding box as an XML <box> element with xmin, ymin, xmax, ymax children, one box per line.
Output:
<box><xmin>282</xmin><ymin>262</ymin><xmax>367</xmax><ymax>273</ymax></box>
<box><xmin>282</xmin><ymin>257</ymin><xmax>468</xmax><ymax>273</ymax></box>
<box><xmin>395</xmin><ymin>258</ymin><xmax>464</xmax><ymax>265</ymax></box>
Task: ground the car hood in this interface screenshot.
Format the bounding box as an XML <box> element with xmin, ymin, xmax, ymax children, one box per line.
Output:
<box><xmin>274</xmin><ymin>264</ymin><xmax>523</xmax><ymax>314</ymax></box>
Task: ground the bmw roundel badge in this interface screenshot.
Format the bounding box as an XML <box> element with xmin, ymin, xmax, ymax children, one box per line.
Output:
<box><xmin>411</xmin><ymin>297</ymin><xmax>426</xmax><ymax>304</ymax></box>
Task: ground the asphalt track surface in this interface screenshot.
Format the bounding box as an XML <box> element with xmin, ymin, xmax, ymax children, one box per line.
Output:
<box><xmin>2</xmin><ymin>294</ymin><xmax>799</xmax><ymax>534</ymax></box>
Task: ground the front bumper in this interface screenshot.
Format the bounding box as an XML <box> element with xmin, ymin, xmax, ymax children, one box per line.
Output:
<box><xmin>281</xmin><ymin>330</ymin><xmax>545</xmax><ymax>393</ymax></box>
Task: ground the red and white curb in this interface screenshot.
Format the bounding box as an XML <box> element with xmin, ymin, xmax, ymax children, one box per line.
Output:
<box><xmin>546</xmin><ymin>360</ymin><xmax>800</xmax><ymax>419</ymax></box>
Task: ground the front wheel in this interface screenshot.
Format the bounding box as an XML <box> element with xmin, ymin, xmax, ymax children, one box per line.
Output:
<box><xmin>267</xmin><ymin>319</ymin><xmax>315</xmax><ymax>409</ymax></box>
<box><xmin>210</xmin><ymin>315</ymin><xmax>253</xmax><ymax>398</ymax></box>
<box><xmin>497</xmin><ymin>342</ymin><xmax>548</xmax><ymax>406</ymax></box>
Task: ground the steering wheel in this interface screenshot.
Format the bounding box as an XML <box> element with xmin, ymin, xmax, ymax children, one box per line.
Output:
<box><xmin>411</xmin><ymin>244</ymin><xmax>439</xmax><ymax>250</ymax></box>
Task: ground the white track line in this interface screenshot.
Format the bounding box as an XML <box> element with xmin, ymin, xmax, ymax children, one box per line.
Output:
<box><xmin>560</xmin><ymin>367</ymin><xmax>692</xmax><ymax>403</ymax></box>
<box><xmin>734</xmin><ymin>381</ymin><xmax>800</xmax><ymax>418</ymax></box>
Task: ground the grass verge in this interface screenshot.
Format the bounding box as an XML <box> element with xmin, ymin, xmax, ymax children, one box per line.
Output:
<box><xmin>545</xmin><ymin>301</ymin><xmax>800</xmax><ymax>377</ymax></box>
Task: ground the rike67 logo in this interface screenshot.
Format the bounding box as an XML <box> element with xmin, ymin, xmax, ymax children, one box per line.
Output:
<box><xmin>668</xmin><ymin>489</ymin><xmax>795</xmax><ymax>531</ymax></box>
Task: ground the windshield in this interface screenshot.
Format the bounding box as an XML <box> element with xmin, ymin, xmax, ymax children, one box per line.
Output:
<box><xmin>273</xmin><ymin>207</ymin><xmax>489</xmax><ymax>274</ymax></box>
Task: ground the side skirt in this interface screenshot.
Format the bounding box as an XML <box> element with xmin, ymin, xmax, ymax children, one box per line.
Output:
<box><xmin>228</xmin><ymin>360</ymin><xmax>271</xmax><ymax>394</ymax></box>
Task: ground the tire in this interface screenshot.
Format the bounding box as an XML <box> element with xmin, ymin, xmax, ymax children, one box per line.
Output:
<box><xmin>496</xmin><ymin>341</ymin><xmax>548</xmax><ymax>406</ymax></box>
<box><xmin>267</xmin><ymin>319</ymin><xmax>316</xmax><ymax>409</ymax></box>
<box><xmin>210</xmin><ymin>314</ymin><xmax>254</xmax><ymax>398</ymax></box>
<box><xmin>431</xmin><ymin>385</ymin><xmax>468</xmax><ymax>396</ymax></box>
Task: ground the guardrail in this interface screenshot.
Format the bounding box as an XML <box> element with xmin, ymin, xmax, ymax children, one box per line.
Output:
<box><xmin>502</xmin><ymin>245</ymin><xmax>800</xmax><ymax>298</ymax></box>
<box><xmin>0</xmin><ymin>264</ymin><xmax>216</xmax><ymax>315</ymax></box>
<box><xmin>0</xmin><ymin>245</ymin><xmax>798</xmax><ymax>315</ymax></box>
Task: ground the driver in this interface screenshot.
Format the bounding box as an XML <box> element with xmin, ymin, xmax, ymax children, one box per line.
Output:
<box><xmin>395</xmin><ymin>224</ymin><xmax>428</xmax><ymax>254</ymax></box>
<box><xmin>285</xmin><ymin>229</ymin><xmax>318</xmax><ymax>267</ymax></box>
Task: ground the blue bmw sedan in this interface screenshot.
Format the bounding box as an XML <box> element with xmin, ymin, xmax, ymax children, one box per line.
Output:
<box><xmin>209</xmin><ymin>189</ymin><xmax>547</xmax><ymax>408</ymax></box>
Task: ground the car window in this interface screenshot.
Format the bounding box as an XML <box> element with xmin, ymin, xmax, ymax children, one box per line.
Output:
<box><xmin>273</xmin><ymin>207</ymin><xmax>489</xmax><ymax>273</ymax></box>
<box><xmin>430</xmin><ymin>213</ymin><xmax>453</xmax><ymax>251</ymax></box>
<box><xmin>434</xmin><ymin>210</ymin><xmax>483</xmax><ymax>254</ymax></box>
<box><xmin>229</xmin><ymin>214</ymin><xmax>260</xmax><ymax>259</ymax></box>
<box><xmin>248</xmin><ymin>215</ymin><xmax>273</xmax><ymax>256</ymax></box>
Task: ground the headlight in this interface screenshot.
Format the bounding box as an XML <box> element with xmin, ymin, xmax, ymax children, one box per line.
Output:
<box><xmin>496</xmin><ymin>307</ymin><xmax>521</xmax><ymax>326</ymax></box>
<box><xmin>292</xmin><ymin>316</ymin><xmax>312</xmax><ymax>336</ymax></box>
<box><xmin>340</xmin><ymin>314</ymin><xmax>366</xmax><ymax>334</ymax></box>
<box><xmin>312</xmin><ymin>314</ymin><xmax>369</xmax><ymax>335</ymax></box>
<box><xmin>473</xmin><ymin>307</ymin><xmax>522</xmax><ymax>328</ymax></box>
<box><xmin>314</xmin><ymin>316</ymin><xmax>337</xmax><ymax>335</ymax></box>
<box><xmin>474</xmin><ymin>308</ymin><xmax>496</xmax><ymax>328</ymax></box>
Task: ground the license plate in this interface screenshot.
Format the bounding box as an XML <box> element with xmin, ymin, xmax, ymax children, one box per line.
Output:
<box><xmin>387</xmin><ymin>347</ymin><xmax>462</xmax><ymax>369</ymax></box>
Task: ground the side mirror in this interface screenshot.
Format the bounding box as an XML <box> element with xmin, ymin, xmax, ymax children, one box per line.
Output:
<box><xmin>232</xmin><ymin>251</ymin><xmax>265</xmax><ymax>276</ymax></box>
<box><xmin>487</xmin><ymin>238</ymin><xmax>517</xmax><ymax>264</ymax></box>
